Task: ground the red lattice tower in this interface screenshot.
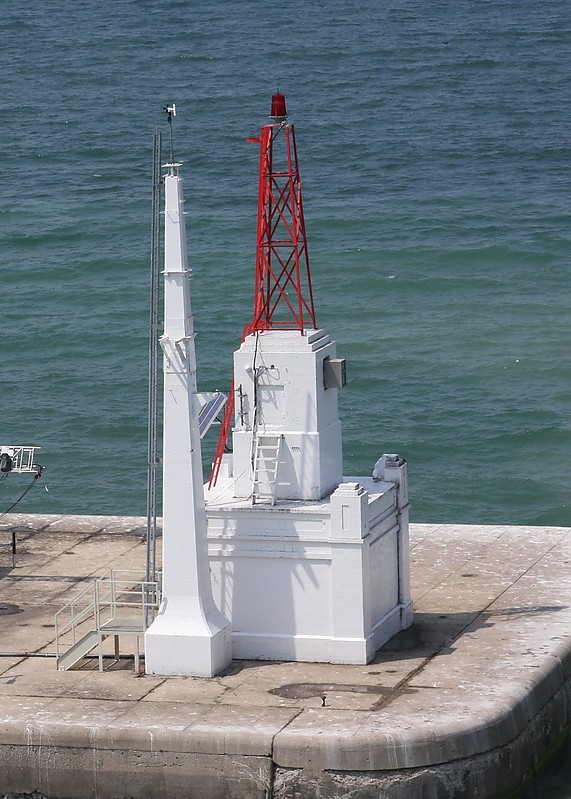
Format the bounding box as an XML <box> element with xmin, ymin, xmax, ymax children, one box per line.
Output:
<box><xmin>248</xmin><ymin>92</ymin><xmax>316</xmax><ymax>334</ymax></box>
<box><xmin>209</xmin><ymin>93</ymin><xmax>317</xmax><ymax>488</ymax></box>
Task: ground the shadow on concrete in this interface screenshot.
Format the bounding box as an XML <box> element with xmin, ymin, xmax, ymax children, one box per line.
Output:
<box><xmin>222</xmin><ymin>604</ymin><xmax>568</xmax><ymax>682</ymax></box>
<box><xmin>375</xmin><ymin>605</ymin><xmax>568</xmax><ymax>663</ymax></box>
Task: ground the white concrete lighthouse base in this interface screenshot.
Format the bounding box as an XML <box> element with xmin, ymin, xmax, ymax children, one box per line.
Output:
<box><xmin>144</xmin><ymin>598</ymin><xmax>232</xmax><ymax>678</ymax></box>
<box><xmin>205</xmin><ymin>456</ymin><xmax>413</xmax><ymax>665</ymax></box>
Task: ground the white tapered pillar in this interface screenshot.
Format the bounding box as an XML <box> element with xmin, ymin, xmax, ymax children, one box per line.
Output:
<box><xmin>145</xmin><ymin>163</ymin><xmax>232</xmax><ymax>677</ymax></box>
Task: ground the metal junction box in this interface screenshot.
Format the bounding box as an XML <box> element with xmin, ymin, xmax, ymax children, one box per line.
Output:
<box><xmin>323</xmin><ymin>357</ymin><xmax>346</xmax><ymax>389</ymax></box>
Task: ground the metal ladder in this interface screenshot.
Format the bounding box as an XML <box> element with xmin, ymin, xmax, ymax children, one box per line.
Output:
<box><xmin>252</xmin><ymin>434</ymin><xmax>282</xmax><ymax>505</ymax></box>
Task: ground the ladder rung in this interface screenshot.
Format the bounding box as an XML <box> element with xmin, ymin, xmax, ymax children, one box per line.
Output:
<box><xmin>252</xmin><ymin>433</ymin><xmax>282</xmax><ymax>505</ymax></box>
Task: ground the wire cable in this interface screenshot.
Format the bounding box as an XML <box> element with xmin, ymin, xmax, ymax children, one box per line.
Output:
<box><xmin>0</xmin><ymin>468</ymin><xmax>43</xmax><ymax>520</ymax></box>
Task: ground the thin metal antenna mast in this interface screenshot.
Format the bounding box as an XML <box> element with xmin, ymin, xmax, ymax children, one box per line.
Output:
<box><xmin>164</xmin><ymin>104</ymin><xmax>176</xmax><ymax>162</ymax></box>
<box><xmin>146</xmin><ymin>128</ymin><xmax>163</xmax><ymax>587</ymax></box>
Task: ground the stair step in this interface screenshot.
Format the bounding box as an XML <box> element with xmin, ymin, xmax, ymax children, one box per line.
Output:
<box><xmin>56</xmin><ymin>629</ymin><xmax>100</xmax><ymax>671</ymax></box>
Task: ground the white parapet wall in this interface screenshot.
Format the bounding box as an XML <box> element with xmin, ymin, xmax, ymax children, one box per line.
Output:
<box><xmin>204</xmin><ymin>461</ymin><xmax>413</xmax><ymax>664</ymax></box>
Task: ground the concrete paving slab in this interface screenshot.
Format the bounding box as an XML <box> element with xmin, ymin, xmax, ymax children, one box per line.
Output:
<box><xmin>0</xmin><ymin>657</ymin><xmax>90</xmax><ymax>697</ymax></box>
<box><xmin>142</xmin><ymin>675</ymin><xmax>229</xmax><ymax>704</ymax></box>
<box><xmin>56</xmin><ymin>668</ymin><xmax>164</xmax><ymax>702</ymax></box>
<box><xmin>0</xmin><ymin>657</ymin><xmax>24</xmax><ymax>677</ymax></box>
<box><xmin>110</xmin><ymin>698</ymin><xmax>207</xmax><ymax>731</ymax></box>
<box><xmin>24</xmin><ymin>698</ymin><xmax>136</xmax><ymax>748</ymax></box>
<box><xmin>272</xmin><ymin>708</ymin><xmax>373</xmax><ymax>768</ymax></box>
<box><xmin>0</xmin><ymin>515</ymin><xmax>569</xmax><ymax>799</ymax></box>
<box><xmin>408</xmin><ymin>523</ymin><xmax>442</xmax><ymax>539</ymax></box>
<box><xmin>100</xmin><ymin>699</ymin><xmax>211</xmax><ymax>751</ymax></box>
<box><xmin>414</xmin><ymin>574</ymin><xmax>517</xmax><ymax>613</ymax></box>
<box><xmin>1</xmin><ymin>530</ymin><xmax>147</xmax><ymax>584</ymax></box>
<box><xmin>182</xmin><ymin>704</ymin><xmax>302</xmax><ymax>756</ymax></box>
<box><xmin>409</xmin><ymin>526</ymin><xmax>509</xmax><ymax>599</ymax></box>
<box><xmin>218</xmin><ymin>686</ymin><xmax>304</xmax><ymax>710</ymax></box>
<box><xmin>225</xmin><ymin>659</ymin><xmax>383</xmax><ymax>689</ymax></box>
<box><xmin>43</xmin><ymin>516</ymin><xmax>129</xmax><ymax>534</ymax></box>
<box><xmin>41</xmin><ymin>537</ymin><xmax>146</xmax><ymax>578</ymax></box>
<box><xmin>0</xmin><ymin>605</ymin><xmax>63</xmax><ymax>653</ymax></box>
<box><xmin>0</xmin><ymin>535</ymin><xmax>92</xmax><ymax>574</ymax></box>
<box><xmin>0</xmin><ymin>694</ymin><xmax>58</xmax><ymax>724</ymax></box>
<box><xmin>0</xmin><ymin>574</ymin><xmax>90</xmax><ymax>605</ymax></box>
<box><xmin>0</xmin><ymin>514</ymin><xmax>64</xmax><ymax>532</ymax></box>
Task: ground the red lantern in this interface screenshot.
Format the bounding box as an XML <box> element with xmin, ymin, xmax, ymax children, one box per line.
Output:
<box><xmin>270</xmin><ymin>92</ymin><xmax>287</xmax><ymax>119</ymax></box>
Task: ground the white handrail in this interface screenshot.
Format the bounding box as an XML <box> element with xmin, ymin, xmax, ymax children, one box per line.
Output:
<box><xmin>55</xmin><ymin>572</ymin><xmax>161</xmax><ymax>664</ymax></box>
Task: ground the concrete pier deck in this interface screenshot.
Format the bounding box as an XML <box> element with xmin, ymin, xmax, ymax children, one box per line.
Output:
<box><xmin>0</xmin><ymin>514</ymin><xmax>570</xmax><ymax>798</ymax></box>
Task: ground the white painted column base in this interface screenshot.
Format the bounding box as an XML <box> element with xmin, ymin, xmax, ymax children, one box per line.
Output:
<box><xmin>145</xmin><ymin>597</ymin><xmax>232</xmax><ymax>678</ymax></box>
<box><xmin>228</xmin><ymin>599</ymin><xmax>413</xmax><ymax>665</ymax></box>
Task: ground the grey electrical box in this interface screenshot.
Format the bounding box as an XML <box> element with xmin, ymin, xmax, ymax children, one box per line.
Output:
<box><xmin>323</xmin><ymin>357</ymin><xmax>347</xmax><ymax>389</ymax></box>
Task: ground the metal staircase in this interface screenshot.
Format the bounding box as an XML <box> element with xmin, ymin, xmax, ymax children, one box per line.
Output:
<box><xmin>252</xmin><ymin>434</ymin><xmax>282</xmax><ymax>505</ymax></box>
<box><xmin>55</xmin><ymin>571</ymin><xmax>160</xmax><ymax>672</ymax></box>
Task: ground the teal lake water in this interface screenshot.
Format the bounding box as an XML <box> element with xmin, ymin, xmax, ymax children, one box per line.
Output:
<box><xmin>1</xmin><ymin>1</ymin><xmax>570</xmax><ymax>793</ymax></box>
